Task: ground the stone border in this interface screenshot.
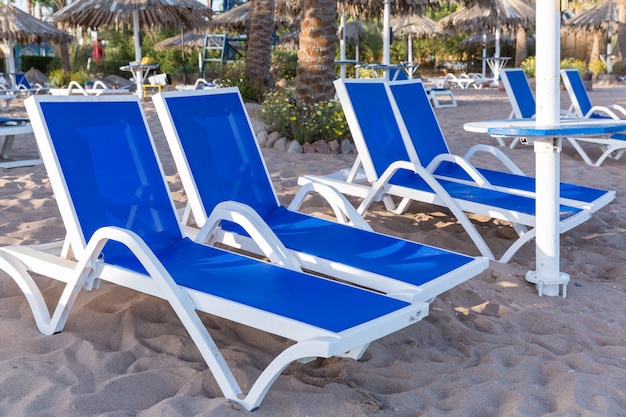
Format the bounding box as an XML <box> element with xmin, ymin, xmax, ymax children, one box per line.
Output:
<box><xmin>255</xmin><ymin>129</ymin><xmax>354</xmax><ymax>154</ymax></box>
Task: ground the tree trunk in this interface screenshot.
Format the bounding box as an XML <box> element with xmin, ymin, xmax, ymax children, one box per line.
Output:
<box><xmin>590</xmin><ymin>33</ymin><xmax>601</xmax><ymax>63</ymax></box>
<box><xmin>243</xmin><ymin>0</ymin><xmax>275</xmax><ymax>87</ymax></box>
<box><xmin>295</xmin><ymin>0</ymin><xmax>338</xmax><ymax>104</ymax></box>
<box><xmin>60</xmin><ymin>41</ymin><xmax>71</xmax><ymax>73</ymax></box>
<box><xmin>514</xmin><ymin>26</ymin><xmax>528</xmax><ymax>68</ymax></box>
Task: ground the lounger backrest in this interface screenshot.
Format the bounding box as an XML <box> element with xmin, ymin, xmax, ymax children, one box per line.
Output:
<box><xmin>25</xmin><ymin>96</ymin><xmax>183</xmax><ymax>261</ymax></box>
<box><xmin>15</xmin><ymin>73</ymin><xmax>31</xmax><ymax>89</ymax></box>
<box><xmin>500</xmin><ymin>69</ymin><xmax>535</xmax><ymax>118</ymax></box>
<box><xmin>388</xmin><ymin>79</ymin><xmax>450</xmax><ymax>167</ymax></box>
<box><xmin>561</xmin><ymin>68</ymin><xmax>592</xmax><ymax>117</ymax></box>
<box><xmin>153</xmin><ymin>88</ymin><xmax>280</xmax><ymax>222</ymax></box>
<box><xmin>334</xmin><ymin>79</ymin><xmax>414</xmax><ymax>181</ymax></box>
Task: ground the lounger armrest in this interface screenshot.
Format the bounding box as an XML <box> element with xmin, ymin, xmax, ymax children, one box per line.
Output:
<box><xmin>584</xmin><ymin>105</ymin><xmax>626</xmax><ymax>120</ymax></box>
<box><xmin>196</xmin><ymin>200</ymin><xmax>303</xmax><ymax>271</ymax></box>
<box><xmin>425</xmin><ymin>154</ymin><xmax>491</xmax><ymax>187</ymax></box>
<box><xmin>462</xmin><ymin>144</ymin><xmax>525</xmax><ymax>175</ymax></box>
<box><xmin>360</xmin><ymin>161</ymin><xmax>496</xmax><ymax>260</ymax></box>
<box><xmin>67</xmin><ymin>81</ymin><xmax>88</xmax><ymax>96</ymax></box>
<box><xmin>288</xmin><ymin>181</ymin><xmax>373</xmax><ymax>231</ymax></box>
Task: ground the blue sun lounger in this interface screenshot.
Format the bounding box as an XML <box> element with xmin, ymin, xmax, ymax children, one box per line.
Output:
<box><xmin>299</xmin><ymin>78</ymin><xmax>593</xmax><ymax>263</ymax></box>
<box><xmin>152</xmin><ymin>88</ymin><xmax>487</xmax><ymax>304</ymax></box>
<box><xmin>559</xmin><ymin>68</ymin><xmax>626</xmax><ymax>166</ymax></box>
<box><xmin>0</xmin><ymin>94</ymin><xmax>450</xmax><ymax>411</ymax></box>
<box><xmin>386</xmin><ymin>78</ymin><xmax>615</xmax><ymax>215</ymax></box>
<box><xmin>499</xmin><ymin>68</ymin><xmax>576</xmax><ymax>148</ymax></box>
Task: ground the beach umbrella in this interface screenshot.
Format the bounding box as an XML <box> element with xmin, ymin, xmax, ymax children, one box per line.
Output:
<box><xmin>208</xmin><ymin>1</ymin><xmax>297</xmax><ymax>33</ymax></box>
<box><xmin>391</xmin><ymin>13</ymin><xmax>438</xmax><ymax>74</ymax></box>
<box><xmin>438</xmin><ymin>0</ymin><xmax>535</xmax><ymax>79</ymax></box>
<box><xmin>563</xmin><ymin>0</ymin><xmax>618</xmax><ymax>73</ymax></box>
<box><xmin>53</xmin><ymin>0</ymin><xmax>211</xmax><ymax>99</ymax></box>
<box><xmin>154</xmin><ymin>31</ymin><xmax>206</xmax><ymax>51</ymax></box>
<box><xmin>0</xmin><ymin>4</ymin><xmax>73</xmax><ymax>86</ymax></box>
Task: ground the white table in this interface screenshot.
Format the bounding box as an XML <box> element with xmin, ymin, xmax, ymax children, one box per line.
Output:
<box><xmin>0</xmin><ymin>121</ymin><xmax>38</xmax><ymax>168</ymax></box>
<box><xmin>355</xmin><ymin>63</ymin><xmax>418</xmax><ymax>80</ymax></box>
<box><xmin>485</xmin><ymin>56</ymin><xmax>511</xmax><ymax>85</ymax></box>
<box><xmin>119</xmin><ymin>63</ymin><xmax>159</xmax><ymax>100</ymax></box>
<box><xmin>464</xmin><ymin>118</ymin><xmax>626</xmax><ymax>297</ymax></box>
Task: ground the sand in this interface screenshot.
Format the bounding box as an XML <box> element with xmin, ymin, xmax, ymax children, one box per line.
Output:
<box><xmin>0</xmin><ymin>84</ymin><xmax>626</xmax><ymax>416</ymax></box>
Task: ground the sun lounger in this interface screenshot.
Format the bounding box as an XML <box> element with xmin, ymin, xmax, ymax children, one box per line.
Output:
<box><xmin>298</xmin><ymin>78</ymin><xmax>594</xmax><ymax>264</ymax></box>
<box><xmin>499</xmin><ymin>68</ymin><xmax>575</xmax><ymax>148</ymax></box>
<box><xmin>0</xmin><ymin>94</ymin><xmax>483</xmax><ymax>411</ymax></box>
<box><xmin>559</xmin><ymin>68</ymin><xmax>626</xmax><ymax>166</ymax></box>
<box><xmin>152</xmin><ymin>88</ymin><xmax>488</xmax><ymax>303</ymax></box>
<box><xmin>386</xmin><ymin>78</ymin><xmax>615</xmax><ymax>215</ymax></box>
<box><xmin>49</xmin><ymin>80</ymin><xmax>131</xmax><ymax>96</ymax></box>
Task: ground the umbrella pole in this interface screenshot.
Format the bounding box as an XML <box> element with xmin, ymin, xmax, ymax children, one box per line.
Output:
<box><xmin>133</xmin><ymin>10</ymin><xmax>144</xmax><ymax>100</ymax></box>
<box><xmin>4</xmin><ymin>33</ymin><xmax>16</xmax><ymax>87</ymax></box>
<box><xmin>340</xmin><ymin>12</ymin><xmax>346</xmax><ymax>79</ymax></box>
<box><xmin>525</xmin><ymin>0</ymin><xmax>566</xmax><ymax>297</ymax></box>
<box><xmin>383</xmin><ymin>0</ymin><xmax>391</xmax><ymax>68</ymax></box>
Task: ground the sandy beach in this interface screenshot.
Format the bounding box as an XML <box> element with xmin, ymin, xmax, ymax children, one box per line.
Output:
<box><xmin>1</xmin><ymin>83</ymin><xmax>626</xmax><ymax>416</ymax></box>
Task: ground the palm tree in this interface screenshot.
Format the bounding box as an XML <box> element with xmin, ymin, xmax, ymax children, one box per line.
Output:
<box><xmin>243</xmin><ymin>0</ymin><xmax>276</xmax><ymax>89</ymax></box>
<box><xmin>295</xmin><ymin>0</ymin><xmax>337</xmax><ymax>103</ymax></box>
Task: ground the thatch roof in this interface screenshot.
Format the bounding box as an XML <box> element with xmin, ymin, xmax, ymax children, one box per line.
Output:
<box><xmin>438</xmin><ymin>0</ymin><xmax>535</xmax><ymax>34</ymax></box>
<box><xmin>209</xmin><ymin>1</ymin><xmax>296</xmax><ymax>33</ymax></box>
<box><xmin>154</xmin><ymin>31</ymin><xmax>206</xmax><ymax>50</ymax></box>
<box><xmin>0</xmin><ymin>4</ymin><xmax>73</xmax><ymax>44</ymax></box>
<box><xmin>53</xmin><ymin>0</ymin><xmax>211</xmax><ymax>30</ymax></box>
<box><xmin>391</xmin><ymin>14</ymin><xmax>438</xmax><ymax>38</ymax></box>
<box><xmin>563</xmin><ymin>0</ymin><xmax>618</xmax><ymax>33</ymax></box>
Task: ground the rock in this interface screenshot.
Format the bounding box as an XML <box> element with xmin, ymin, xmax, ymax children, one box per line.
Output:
<box><xmin>266</xmin><ymin>131</ymin><xmax>282</xmax><ymax>148</ymax></box>
<box><xmin>328</xmin><ymin>139</ymin><xmax>340</xmax><ymax>154</ymax></box>
<box><xmin>341</xmin><ymin>139</ymin><xmax>354</xmax><ymax>154</ymax></box>
<box><xmin>312</xmin><ymin>139</ymin><xmax>330</xmax><ymax>154</ymax></box>
<box><xmin>273</xmin><ymin>137</ymin><xmax>288</xmax><ymax>151</ymax></box>
<box><xmin>302</xmin><ymin>142</ymin><xmax>315</xmax><ymax>153</ymax></box>
<box><xmin>287</xmin><ymin>140</ymin><xmax>303</xmax><ymax>153</ymax></box>
<box><xmin>256</xmin><ymin>129</ymin><xmax>268</xmax><ymax>147</ymax></box>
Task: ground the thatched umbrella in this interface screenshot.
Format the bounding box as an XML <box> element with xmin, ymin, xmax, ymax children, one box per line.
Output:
<box><xmin>0</xmin><ymin>4</ymin><xmax>73</xmax><ymax>86</ymax></box>
<box><xmin>391</xmin><ymin>13</ymin><xmax>438</xmax><ymax>73</ymax></box>
<box><xmin>438</xmin><ymin>0</ymin><xmax>535</xmax><ymax>79</ymax></box>
<box><xmin>154</xmin><ymin>31</ymin><xmax>206</xmax><ymax>51</ymax></box>
<box><xmin>54</xmin><ymin>0</ymin><xmax>211</xmax><ymax>99</ymax></box>
<box><xmin>208</xmin><ymin>1</ymin><xmax>296</xmax><ymax>33</ymax></box>
<box><xmin>563</xmin><ymin>0</ymin><xmax>618</xmax><ymax>73</ymax></box>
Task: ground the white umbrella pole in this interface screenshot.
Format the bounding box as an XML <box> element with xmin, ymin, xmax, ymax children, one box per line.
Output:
<box><xmin>607</xmin><ymin>26</ymin><xmax>613</xmax><ymax>74</ymax></box>
<box><xmin>383</xmin><ymin>0</ymin><xmax>391</xmax><ymax>67</ymax></box>
<box><xmin>5</xmin><ymin>33</ymin><xmax>15</xmax><ymax>87</ymax></box>
<box><xmin>482</xmin><ymin>34</ymin><xmax>487</xmax><ymax>78</ymax></box>
<box><xmin>526</xmin><ymin>0</ymin><xmax>565</xmax><ymax>296</ymax></box>
<box><xmin>340</xmin><ymin>12</ymin><xmax>346</xmax><ymax>79</ymax></box>
<box><xmin>408</xmin><ymin>34</ymin><xmax>413</xmax><ymax>78</ymax></box>
<box><xmin>133</xmin><ymin>10</ymin><xmax>144</xmax><ymax>100</ymax></box>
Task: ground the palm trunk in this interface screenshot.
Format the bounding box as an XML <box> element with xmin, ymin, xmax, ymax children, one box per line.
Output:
<box><xmin>295</xmin><ymin>0</ymin><xmax>338</xmax><ymax>103</ymax></box>
<box><xmin>514</xmin><ymin>26</ymin><xmax>528</xmax><ymax>68</ymax></box>
<box><xmin>244</xmin><ymin>0</ymin><xmax>275</xmax><ymax>88</ymax></box>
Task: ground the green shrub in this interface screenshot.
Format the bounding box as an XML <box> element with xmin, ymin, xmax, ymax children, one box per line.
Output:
<box><xmin>560</xmin><ymin>57</ymin><xmax>585</xmax><ymax>75</ymax></box>
<box><xmin>261</xmin><ymin>88</ymin><xmax>351</xmax><ymax>144</ymax></box>
<box><xmin>271</xmin><ymin>50</ymin><xmax>298</xmax><ymax>82</ymax></box>
<box><xmin>21</xmin><ymin>56</ymin><xmax>53</xmax><ymax>73</ymax></box>
<box><xmin>520</xmin><ymin>56</ymin><xmax>536</xmax><ymax>77</ymax></box>
<box><xmin>520</xmin><ymin>56</ymin><xmax>587</xmax><ymax>78</ymax></box>
<box><xmin>588</xmin><ymin>59</ymin><xmax>607</xmax><ymax>76</ymax></box>
<box><xmin>612</xmin><ymin>60</ymin><xmax>626</xmax><ymax>77</ymax></box>
<box><xmin>218</xmin><ymin>62</ymin><xmax>267</xmax><ymax>103</ymax></box>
